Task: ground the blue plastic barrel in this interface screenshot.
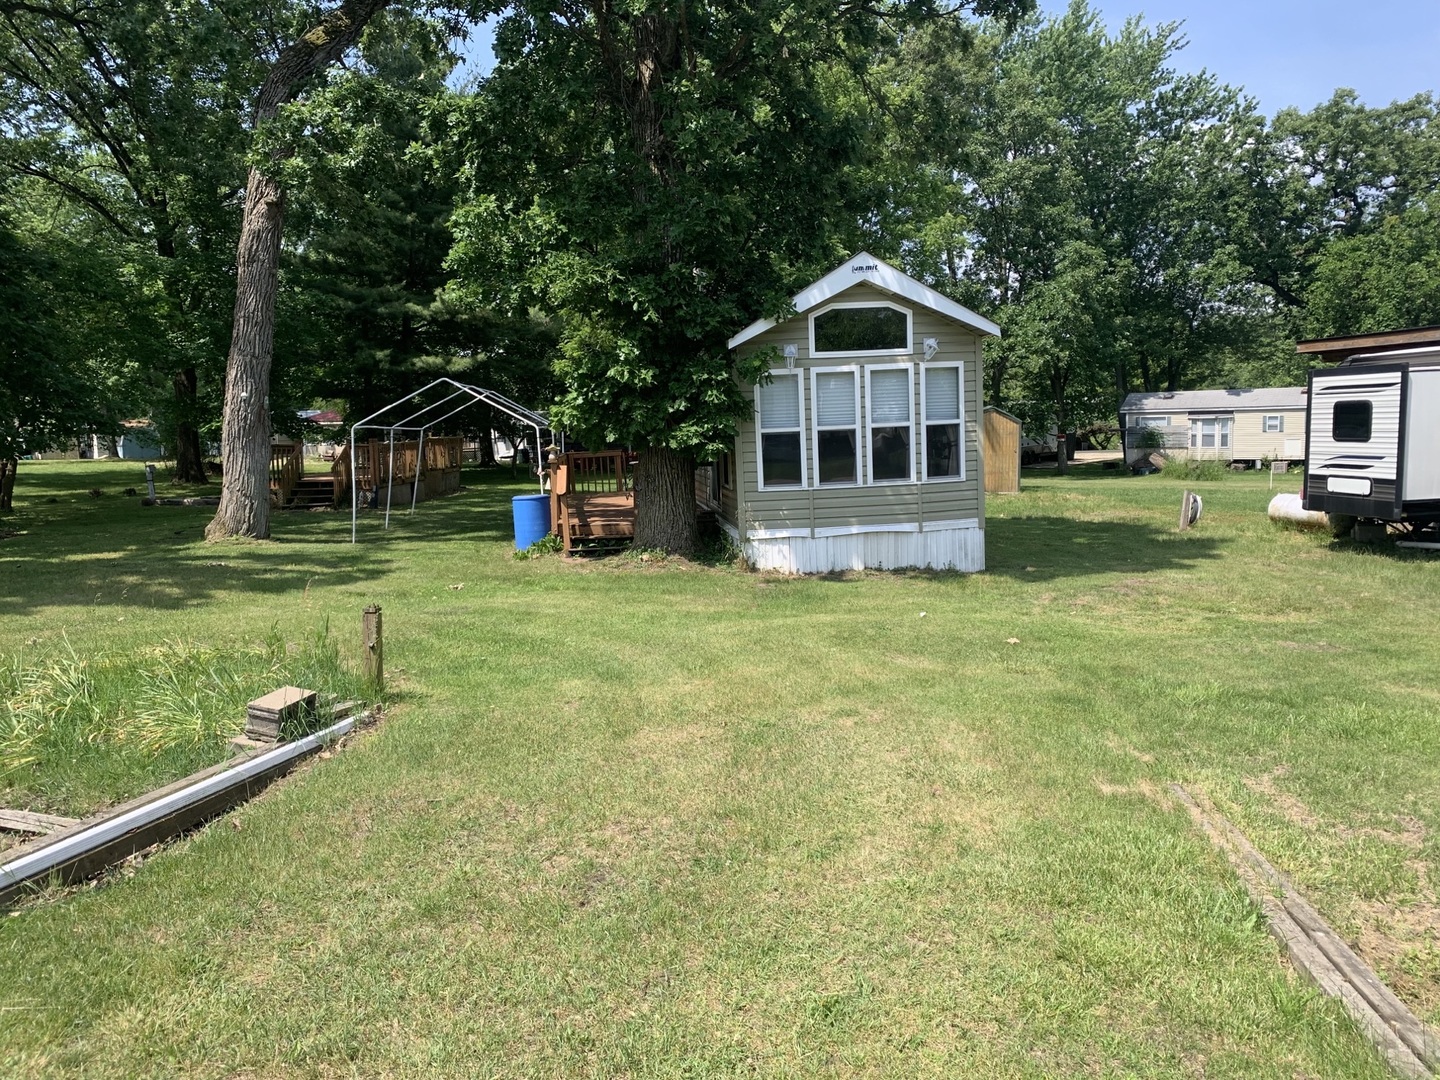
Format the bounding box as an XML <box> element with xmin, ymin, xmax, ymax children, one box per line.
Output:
<box><xmin>512</xmin><ymin>494</ymin><xmax>552</xmax><ymax>550</ymax></box>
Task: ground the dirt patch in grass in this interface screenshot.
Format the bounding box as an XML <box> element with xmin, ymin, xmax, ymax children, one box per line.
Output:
<box><xmin>1246</xmin><ymin>765</ymin><xmax>1427</xmax><ymax>848</ymax></box>
<box><xmin>1243</xmin><ymin>764</ymin><xmax>1439</xmax><ymax>1023</ymax></box>
<box><xmin>1243</xmin><ymin>765</ymin><xmax>1323</xmax><ymax>831</ymax></box>
<box><xmin>1354</xmin><ymin>895</ymin><xmax>1440</xmax><ymax>1022</ymax></box>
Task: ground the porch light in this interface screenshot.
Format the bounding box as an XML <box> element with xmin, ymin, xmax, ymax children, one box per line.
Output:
<box><xmin>923</xmin><ymin>337</ymin><xmax>939</xmax><ymax>360</ymax></box>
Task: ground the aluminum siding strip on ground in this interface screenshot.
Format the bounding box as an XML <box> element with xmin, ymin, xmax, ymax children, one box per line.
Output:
<box><xmin>0</xmin><ymin>716</ymin><xmax>356</xmax><ymax>895</ymax></box>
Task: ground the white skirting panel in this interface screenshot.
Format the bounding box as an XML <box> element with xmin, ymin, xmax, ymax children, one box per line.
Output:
<box><xmin>744</xmin><ymin>524</ymin><xmax>984</xmax><ymax>574</ymax></box>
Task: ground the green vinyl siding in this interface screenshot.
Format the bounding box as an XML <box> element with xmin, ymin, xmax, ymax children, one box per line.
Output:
<box><xmin>733</xmin><ymin>282</ymin><xmax>987</xmax><ymax>538</ymax></box>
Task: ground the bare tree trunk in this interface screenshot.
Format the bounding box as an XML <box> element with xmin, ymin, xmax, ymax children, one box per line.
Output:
<box><xmin>0</xmin><ymin>457</ymin><xmax>15</xmax><ymax>512</ymax></box>
<box><xmin>634</xmin><ymin>446</ymin><xmax>698</xmax><ymax>555</ymax></box>
<box><xmin>172</xmin><ymin>367</ymin><xmax>209</xmax><ymax>483</ymax></box>
<box><xmin>1053</xmin><ymin>372</ymin><xmax>1070</xmax><ymax>477</ymax></box>
<box><xmin>206</xmin><ymin>167</ymin><xmax>283</xmax><ymax>540</ymax></box>
<box><xmin>206</xmin><ymin>0</ymin><xmax>393</xmax><ymax>540</ymax></box>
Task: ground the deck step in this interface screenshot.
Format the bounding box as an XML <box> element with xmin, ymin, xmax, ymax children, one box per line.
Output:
<box><xmin>285</xmin><ymin>475</ymin><xmax>337</xmax><ymax>511</ymax></box>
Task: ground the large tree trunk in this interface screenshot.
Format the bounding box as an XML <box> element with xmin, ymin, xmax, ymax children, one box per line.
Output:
<box><xmin>634</xmin><ymin>445</ymin><xmax>698</xmax><ymax>555</ymax></box>
<box><xmin>206</xmin><ymin>0</ymin><xmax>393</xmax><ymax>540</ymax></box>
<box><xmin>0</xmin><ymin>457</ymin><xmax>15</xmax><ymax>513</ymax></box>
<box><xmin>1053</xmin><ymin>374</ymin><xmax>1070</xmax><ymax>476</ymax></box>
<box><xmin>206</xmin><ymin>167</ymin><xmax>284</xmax><ymax>540</ymax></box>
<box><xmin>171</xmin><ymin>367</ymin><xmax>209</xmax><ymax>483</ymax></box>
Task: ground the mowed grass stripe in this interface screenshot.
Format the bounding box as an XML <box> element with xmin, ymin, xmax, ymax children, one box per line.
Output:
<box><xmin>0</xmin><ymin>460</ymin><xmax>1434</xmax><ymax>1077</ymax></box>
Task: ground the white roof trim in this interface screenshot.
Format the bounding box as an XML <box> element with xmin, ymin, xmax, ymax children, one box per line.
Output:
<box><xmin>727</xmin><ymin>252</ymin><xmax>1001</xmax><ymax>350</ymax></box>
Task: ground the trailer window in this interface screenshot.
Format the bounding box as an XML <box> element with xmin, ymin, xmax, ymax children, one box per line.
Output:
<box><xmin>757</xmin><ymin>372</ymin><xmax>804</xmax><ymax>488</ymax></box>
<box><xmin>1332</xmin><ymin>401</ymin><xmax>1372</xmax><ymax>443</ymax></box>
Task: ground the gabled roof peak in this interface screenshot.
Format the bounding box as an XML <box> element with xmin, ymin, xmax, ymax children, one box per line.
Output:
<box><xmin>727</xmin><ymin>252</ymin><xmax>1001</xmax><ymax>350</ymax></box>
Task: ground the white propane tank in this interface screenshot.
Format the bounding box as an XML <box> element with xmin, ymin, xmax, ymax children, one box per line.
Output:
<box><xmin>1268</xmin><ymin>492</ymin><xmax>1328</xmax><ymax>529</ymax></box>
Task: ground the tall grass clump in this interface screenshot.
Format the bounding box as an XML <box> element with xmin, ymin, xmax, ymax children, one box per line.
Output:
<box><xmin>1160</xmin><ymin>457</ymin><xmax>1230</xmax><ymax>482</ymax></box>
<box><xmin>0</xmin><ymin>624</ymin><xmax>370</xmax><ymax>817</ymax></box>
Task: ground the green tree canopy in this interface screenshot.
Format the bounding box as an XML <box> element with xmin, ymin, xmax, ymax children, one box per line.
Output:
<box><xmin>446</xmin><ymin>0</ymin><xmax>1031</xmax><ymax>551</ymax></box>
<box><xmin>884</xmin><ymin>1</ymin><xmax>1271</xmax><ymax>453</ymax></box>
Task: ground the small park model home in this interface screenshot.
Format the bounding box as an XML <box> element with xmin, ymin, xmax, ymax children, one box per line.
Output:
<box><xmin>716</xmin><ymin>253</ymin><xmax>1000</xmax><ymax>573</ymax></box>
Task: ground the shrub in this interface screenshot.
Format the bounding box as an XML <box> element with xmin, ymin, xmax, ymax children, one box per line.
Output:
<box><xmin>513</xmin><ymin>532</ymin><xmax>564</xmax><ymax>559</ymax></box>
<box><xmin>1136</xmin><ymin>426</ymin><xmax>1169</xmax><ymax>451</ymax></box>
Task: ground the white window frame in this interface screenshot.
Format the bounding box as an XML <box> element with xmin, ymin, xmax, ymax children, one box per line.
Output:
<box><xmin>808</xmin><ymin>300</ymin><xmax>913</xmax><ymax>360</ymax></box>
<box><xmin>1131</xmin><ymin>414</ymin><xmax>1170</xmax><ymax>428</ymax></box>
<box><xmin>1263</xmin><ymin>414</ymin><xmax>1284</xmax><ymax>433</ymax></box>
<box><xmin>1189</xmin><ymin>417</ymin><xmax>1232</xmax><ymax>450</ymax></box>
<box><xmin>809</xmin><ymin>365</ymin><xmax>862</xmax><ymax>488</ymax></box>
<box><xmin>920</xmin><ymin>361</ymin><xmax>965</xmax><ymax>482</ymax></box>
<box><xmin>755</xmin><ymin>368</ymin><xmax>807</xmax><ymax>490</ymax></box>
<box><xmin>864</xmin><ymin>362</ymin><xmax>916</xmax><ymax>486</ymax></box>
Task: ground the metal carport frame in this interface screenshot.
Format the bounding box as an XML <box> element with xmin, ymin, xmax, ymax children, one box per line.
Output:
<box><xmin>347</xmin><ymin>378</ymin><xmax>556</xmax><ymax>543</ymax></box>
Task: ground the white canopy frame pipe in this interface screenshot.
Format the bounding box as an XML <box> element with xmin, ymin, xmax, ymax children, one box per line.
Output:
<box><xmin>347</xmin><ymin>378</ymin><xmax>555</xmax><ymax>543</ymax></box>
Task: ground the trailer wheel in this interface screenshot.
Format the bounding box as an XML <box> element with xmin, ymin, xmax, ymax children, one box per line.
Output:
<box><xmin>1328</xmin><ymin>513</ymin><xmax>1357</xmax><ymax>540</ymax></box>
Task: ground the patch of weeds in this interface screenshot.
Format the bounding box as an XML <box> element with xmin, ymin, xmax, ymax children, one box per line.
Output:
<box><xmin>1161</xmin><ymin>457</ymin><xmax>1229</xmax><ymax>482</ymax></box>
<box><xmin>0</xmin><ymin>624</ymin><xmax>371</xmax><ymax>815</ymax></box>
<box><xmin>696</xmin><ymin>531</ymin><xmax>746</xmax><ymax>568</ymax></box>
<box><xmin>512</xmin><ymin>532</ymin><xmax>564</xmax><ymax>559</ymax></box>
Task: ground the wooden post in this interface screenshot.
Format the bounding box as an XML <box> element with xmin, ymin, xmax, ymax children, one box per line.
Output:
<box><xmin>1178</xmin><ymin>489</ymin><xmax>1202</xmax><ymax>531</ymax></box>
<box><xmin>362</xmin><ymin>605</ymin><xmax>383</xmax><ymax>692</ymax></box>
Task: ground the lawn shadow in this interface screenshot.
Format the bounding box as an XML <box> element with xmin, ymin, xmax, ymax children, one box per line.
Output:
<box><xmin>0</xmin><ymin>528</ymin><xmax>403</xmax><ymax>615</ymax></box>
<box><xmin>1019</xmin><ymin>462</ymin><xmax>1131</xmax><ymax>481</ymax></box>
<box><xmin>0</xmin><ymin>467</ymin><xmax>536</xmax><ymax>616</ymax></box>
<box><xmin>323</xmin><ymin>466</ymin><xmax>534</xmax><ymax>548</ymax></box>
<box><xmin>984</xmin><ymin>514</ymin><xmax>1227</xmax><ymax>581</ymax></box>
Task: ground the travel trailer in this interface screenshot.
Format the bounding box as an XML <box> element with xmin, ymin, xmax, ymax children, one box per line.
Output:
<box><xmin>1298</xmin><ymin>327</ymin><xmax>1440</xmax><ymax>530</ymax></box>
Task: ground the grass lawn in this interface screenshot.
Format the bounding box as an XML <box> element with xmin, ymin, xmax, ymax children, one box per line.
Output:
<box><xmin>1</xmin><ymin>459</ymin><xmax>1437</xmax><ymax>1078</ymax></box>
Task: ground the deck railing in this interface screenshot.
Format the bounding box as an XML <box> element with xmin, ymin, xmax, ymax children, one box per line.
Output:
<box><xmin>269</xmin><ymin>441</ymin><xmax>304</xmax><ymax>506</ymax></box>
<box><xmin>333</xmin><ymin>436</ymin><xmax>465</xmax><ymax>507</ymax></box>
<box><xmin>549</xmin><ymin>450</ymin><xmax>635</xmax><ymax>554</ymax></box>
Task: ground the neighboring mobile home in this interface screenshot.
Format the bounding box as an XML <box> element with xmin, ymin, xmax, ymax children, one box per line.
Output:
<box><xmin>1119</xmin><ymin>388</ymin><xmax>1308</xmax><ymax>466</ymax></box>
<box><xmin>716</xmin><ymin>252</ymin><xmax>1000</xmax><ymax>573</ymax></box>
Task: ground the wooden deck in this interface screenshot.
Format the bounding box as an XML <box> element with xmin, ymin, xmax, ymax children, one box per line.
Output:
<box><xmin>550</xmin><ymin>451</ymin><xmax>635</xmax><ymax>554</ymax></box>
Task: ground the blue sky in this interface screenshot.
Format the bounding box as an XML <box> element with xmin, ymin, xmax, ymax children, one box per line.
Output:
<box><xmin>1040</xmin><ymin>0</ymin><xmax>1439</xmax><ymax>113</ymax></box>
<box><xmin>455</xmin><ymin>2</ymin><xmax>1439</xmax><ymax>115</ymax></box>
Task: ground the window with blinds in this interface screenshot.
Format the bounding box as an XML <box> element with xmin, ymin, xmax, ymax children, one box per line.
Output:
<box><xmin>757</xmin><ymin>372</ymin><xmax>803</xmax><ymax>487</ymax></box>
<box><xmin>867</xmin><ymin>366</ymin><xmax>913</xmax><ymax>483</ymax></box>
<box><xmin>923</xmin><ymin>364</ymin><xmax>962</xmax><ymax>480</ymax></box>
<box><xmin>813</xmin><ymin>369</ymin><xmax>859</xmax><ymax>485</ymax></box>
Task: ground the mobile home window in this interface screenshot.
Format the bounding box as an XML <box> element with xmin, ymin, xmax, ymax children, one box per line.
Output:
<box><xmin>812</xmin><ymin>369</ymin><xmax>860</xmax><ymax>485</ymax></box>
<box><xmin>1131</xmin><ymin>414</ymin><xmax>1169</xmax><ymax>428</ymax></box>
<box><xmin>757</xmin><ymin>372</ymin><xmax>804</xmax><ymax>488</ymax></box>
<box><xmin>1189</xmin><ymin>417</ymin><xmax>1231</xmax><ymax>449</ymax></box>
<box><xmin>867</xmin><ymin>366</ymin><xmax>913</xmax><ymax>483</ymax></box>
<box><xmin>1332</xmin><ymin>400</ymin><xmax>1372</xmax><ymax>443</ymax></box>
<box><xmin>811</xmin><ymin>303</ymin><xmax>910</xmax><ymax>357</ymax></box>
<box><xmin>1263</xmin><ymin>414</ymin><xmax>1285</xmax><ymax>433</ymax></box>
<box><xmin>922</xmin><ymin>364</ymin><xmax>963</xmax><ymax>480</ymax></box>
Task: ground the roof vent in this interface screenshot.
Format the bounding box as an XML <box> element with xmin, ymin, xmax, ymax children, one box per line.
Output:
<box><xmin>1161</xmin><ymin>393</ymin><xmax>1175</xmax><ymax>399</ymax></box>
